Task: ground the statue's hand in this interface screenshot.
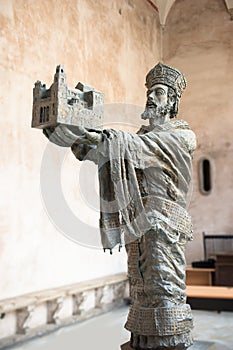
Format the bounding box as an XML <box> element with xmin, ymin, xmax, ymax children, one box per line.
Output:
<box><xmin>43</xmin><ymin>124</ymin><xmax>103</xmax><ymax>147</ymax></box>
<box><xmin>43</xmin><ymin>124</ymin><xmax>86</xmax><ymax>147</ymax></box>
<box><xmin>81</xmin><ymin>130</ymin><xmax>103</xmax><ymax>145</ymax></box>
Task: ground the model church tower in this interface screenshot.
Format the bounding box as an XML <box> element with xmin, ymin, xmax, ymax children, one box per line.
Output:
<box><xmin>31</xmin><ymin>65</ymin><xmax>104</xmax><ymax>130</ymax></box>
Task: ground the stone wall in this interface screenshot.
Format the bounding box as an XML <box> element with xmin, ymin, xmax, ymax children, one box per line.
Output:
<box><xmin>163</xmin><ymin>0</ymin><xmax>233</xmax><ymax>263</ymax></box>
<box><xmin>2</xmin><ymin>0</ymin><xmax>232</xmax><ymax>312</ymax></box>
<box><xmin>0</xmin><ymin>0</ymin><xmax>161</xmax><ymax>300</ymax></box>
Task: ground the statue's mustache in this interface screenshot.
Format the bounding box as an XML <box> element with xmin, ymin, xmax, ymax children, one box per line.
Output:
<box><xmin>146</xmin><ymin>101</ymin><xmax>157</xmax><ymax>108</ymax></box>
<box><xmin>141</xmin><ymin>103</ymin><xmax>172</xmax><ymax>120</ymax></box>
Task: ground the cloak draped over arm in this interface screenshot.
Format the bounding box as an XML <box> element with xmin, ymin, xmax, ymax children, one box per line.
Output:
<box><xmin>71</xmin><ymin>122</ymin><xmax>196</xmax><ymax>251</ymax></box>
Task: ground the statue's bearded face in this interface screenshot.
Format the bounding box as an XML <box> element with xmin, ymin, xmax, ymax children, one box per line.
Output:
<box><xmin>141</xmin><ymin>83</ymin><xmax>176</xmax><ymax>121</ymax></box>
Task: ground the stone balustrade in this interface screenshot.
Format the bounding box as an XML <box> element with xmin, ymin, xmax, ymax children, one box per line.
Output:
<box><xmin>0</xmin><ymin>273</ymin><xmax>129</xmax><ymax>349</ymax></box>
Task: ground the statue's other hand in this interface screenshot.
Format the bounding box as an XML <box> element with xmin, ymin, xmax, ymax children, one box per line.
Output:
<box><xmin>83</xmin><ymin>130</ymin><xmax>103</xmax><ymax>145</ymax></box>
<box><xmin>43</xmin><ymin>124</ymin><xmax>86</xmax><ymax>147</ymax></box>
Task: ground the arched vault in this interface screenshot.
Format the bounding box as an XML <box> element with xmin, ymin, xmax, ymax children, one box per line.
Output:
<box><xmin>147</xmin><ymin>0</ymin><xmax>233</xmax><ymax>24</ymax></box>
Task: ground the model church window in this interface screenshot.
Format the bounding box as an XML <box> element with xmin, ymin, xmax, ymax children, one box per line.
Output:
<box><xmin>40</xmin><ymin>107</ymin><xmax>43</xmax><ymax>123</ymax></box>
<box><xmin>46</xmin><ymin>106</ymin><xmax>49</xmax><ymax>121</ymax></box>
<box><xmin>39</xmin><ymin>106</ymin><xmax>50</xmax><ymax>123</ymax></box>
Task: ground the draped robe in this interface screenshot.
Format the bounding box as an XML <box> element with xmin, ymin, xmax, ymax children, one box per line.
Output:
<box><xmin>71</xmin><ymin>119</ymin><xmax>196</xmax><ymax>349</ymax></box>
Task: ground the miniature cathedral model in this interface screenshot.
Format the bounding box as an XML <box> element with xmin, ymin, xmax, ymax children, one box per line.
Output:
<box><xmin>31</xmin><ymin>65</ymin><xmax>104</xmax><ymax>130</ymax></box>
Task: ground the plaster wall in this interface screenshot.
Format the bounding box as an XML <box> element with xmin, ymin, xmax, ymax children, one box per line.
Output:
<box><xmin>163</xmin><ymin>0</ymin><xmax>233</xmax><ymax>263</ymax></box>
<box><xmin>0</xmin><ymin>0</ymin><xmax>161</xmax><ymax>299</ymax></box>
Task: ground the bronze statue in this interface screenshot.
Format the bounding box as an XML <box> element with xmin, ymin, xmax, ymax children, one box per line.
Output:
<box><xmin>40</xmin><ymin>63</ymin><xmax>196</xmax><ymax>349</ymax></box>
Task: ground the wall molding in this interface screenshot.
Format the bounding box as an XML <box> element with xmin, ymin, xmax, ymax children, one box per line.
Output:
<box><xmin>0</xmin><ymin>274</ymin><xmax>128</xmax><ymax>349</ymax></box>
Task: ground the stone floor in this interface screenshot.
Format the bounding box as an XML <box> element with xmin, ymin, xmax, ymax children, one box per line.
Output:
<box><xmin>7</xmin><ymin>307</ymin><xmax>233</xmax><ymax>350</ymax></box>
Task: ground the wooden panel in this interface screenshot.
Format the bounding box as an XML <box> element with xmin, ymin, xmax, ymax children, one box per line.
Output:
<box><xmin>215</xmin><ymin>254</ymin><xmax>233</xmax><ymax>286</ymax></box>
<box><xmin>186</xmin><ymin>286</ymin><xmax>233</xmax><ymax>299</ymax></box>
<box><xmin>186</xmin><ymin>267</ymin><xmax>215</xmax><ymax>286</ymax></box>
<box><xmin>187</xmin><ymin>285</ymin><xmax>233</xmax><ymax>311</ymax></box>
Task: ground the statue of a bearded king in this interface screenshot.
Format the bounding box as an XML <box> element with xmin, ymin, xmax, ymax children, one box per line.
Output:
<box><xmin>44</xmin><ymin>63</ymin><xmax>196</xmax><ymax>350</ymax></box>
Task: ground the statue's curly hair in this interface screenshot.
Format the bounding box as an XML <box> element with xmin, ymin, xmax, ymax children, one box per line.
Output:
<box><xmin>168</xmin><ymin>87</ymin><xmax>179</xmax><ymax>118</ymax></box>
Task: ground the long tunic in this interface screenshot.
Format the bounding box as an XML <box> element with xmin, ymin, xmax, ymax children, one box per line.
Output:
<box><xmin>71</xmin><ymin>119</ymin><xmax>196</xmax><ymax>349</ymax></box>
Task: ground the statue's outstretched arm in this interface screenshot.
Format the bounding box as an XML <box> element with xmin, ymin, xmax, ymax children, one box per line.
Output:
<box><xmin>43</xmin><ymin>125</ymin><xmax>103</xmax><ymax>147</ymax></box>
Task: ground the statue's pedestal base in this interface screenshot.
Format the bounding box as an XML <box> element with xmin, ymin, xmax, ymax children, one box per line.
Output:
<box><xmin>121</xmin><ymin>341</ymin><xmax>215</xmax><ymax>350</ymax></box>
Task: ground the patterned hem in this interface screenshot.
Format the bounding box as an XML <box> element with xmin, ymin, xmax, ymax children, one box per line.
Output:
<box><xmin>130</xmin><ymin>331</ymin><xmax>193</xmax><ymax>349</ymax></box>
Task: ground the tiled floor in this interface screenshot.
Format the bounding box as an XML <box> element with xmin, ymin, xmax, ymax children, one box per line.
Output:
<box><xmin>8</xmin><ymin>307</ymin><xmax>233</xmax><ymax>350</ymax></box>
<box><xmin>190</xmin><ymin>309</ymin><xmax>233</xmax><ymax>350</ymax></box>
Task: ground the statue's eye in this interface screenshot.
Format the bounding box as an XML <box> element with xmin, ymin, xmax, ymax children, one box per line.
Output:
<box><xmin>155</xmin><ymin>88</ymin><xmax>165</xmax><ymax>96</ymax></box>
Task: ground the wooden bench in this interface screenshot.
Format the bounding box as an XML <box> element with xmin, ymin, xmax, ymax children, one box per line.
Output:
<box><xmin>186</xmin><ymin>285</ymin><xmax>233</xmax><ymax>311</ymax></box>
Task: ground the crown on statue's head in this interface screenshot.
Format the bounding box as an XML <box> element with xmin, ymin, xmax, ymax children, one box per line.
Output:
<box><xmin>145</xmin><ymin>62</ymin><xmax>186</xmax><ymax>98</ymax></box>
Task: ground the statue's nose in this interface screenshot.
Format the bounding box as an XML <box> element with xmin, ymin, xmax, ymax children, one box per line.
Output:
<box><xmin>146</xmin><ymin>96</ymin><xmax>156</xmax><ymax>108</ymax></box>
<box><xmin>147</xmin><ymin>96</ymin><xmax>154</xmax><ymax>102</ymax></box>
<box><xmin>147</xmin><ymin>95</ymin><xmax>156</xmax><ymax>105</ymax></box>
